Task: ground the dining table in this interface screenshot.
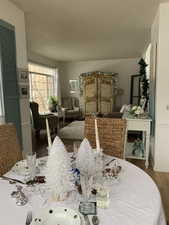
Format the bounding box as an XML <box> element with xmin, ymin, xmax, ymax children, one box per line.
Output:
<box><xmin>0</xmin><ymin>154</ymin><xmax>166</xmax><ymax>225</ymax></box>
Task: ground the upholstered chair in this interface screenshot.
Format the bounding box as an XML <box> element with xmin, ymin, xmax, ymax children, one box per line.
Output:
<box><xmin>85</xmin><ymin>116</ymin><xmax>126</xmax><ymax>158</ymax></box>
<box><xmin>30</xmin><ymin>101</ymin><xmax>58</xmax><ymax>138</ymax></box>
<box><xmin>61</xmin><ymin>97</ymin><xmax>81</xmax><ymax>121</ymax></box>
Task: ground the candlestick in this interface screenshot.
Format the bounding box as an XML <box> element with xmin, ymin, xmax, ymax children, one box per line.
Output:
<box><xmin>95</xmin><ymin>118</ymin><xmax>100</xmax><ymax>153</ymax></box>
<box><xmin>46</xmin><ymin>118</ymin><xmax>52</xmax><ymax>148</ymax></box>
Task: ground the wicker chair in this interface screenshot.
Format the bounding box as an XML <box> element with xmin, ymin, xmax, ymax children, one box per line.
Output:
<box><xmin>0</xmin><ymin>123</ymin><xmax>22</xmax><ymax>175</ymax></box>
<box><xmin>85</xmin><ymin>116</ymin><xmax>126</xmax><ymax>158</ymax></box>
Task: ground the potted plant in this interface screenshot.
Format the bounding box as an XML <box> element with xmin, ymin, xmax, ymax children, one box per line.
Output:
<box><xmin>130</xmin><ymin>105</ymin><xmax>144</xmax><ymax>118</ymax></box>
<box><xmin>48</xmin><ymin>96</ymin><xmax>58</xmax><ymax>112</ymax></box>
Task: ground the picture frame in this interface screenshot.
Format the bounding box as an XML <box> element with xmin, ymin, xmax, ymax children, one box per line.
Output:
<box><xmin>19</xmin><ymin>84</ymin><xmax>29</xmax><ymax>98</ymax></box>
<box><xmin>79</xmin><ymin>202</ymin><xmax>97</xmax><ymax>215</ymax></box>
<box><xmin>69</xmin><ymin>79</ymin><xmax>79</xmax><ymax>94</ymax></box>
<box><xmin>18</xmin><ymin>68</ymin><xmax>29</xmax><ymax>83</ymax></box>
<box><xmin>79</xmin><ymin>75</ymin><xmax>84</xmax><ymax>96</ymax></box>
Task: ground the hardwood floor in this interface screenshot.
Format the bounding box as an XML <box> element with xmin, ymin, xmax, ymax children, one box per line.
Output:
<box><xmin>34</xmin><ymin>135</ymin><xmax>169</xmax><ymax>223</ymax></box>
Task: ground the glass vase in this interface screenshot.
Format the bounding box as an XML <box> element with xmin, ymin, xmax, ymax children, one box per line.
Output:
<box><xmin>93</xmin><ymin>151</ymin><xmax>104</xmax><ymax>186</ymax></box>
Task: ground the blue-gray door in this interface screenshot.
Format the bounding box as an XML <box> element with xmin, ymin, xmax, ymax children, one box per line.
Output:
<box><xmin>0</xmin><ymin>20</ymin><xmax>22</xmax><ymax>143</ymax></box>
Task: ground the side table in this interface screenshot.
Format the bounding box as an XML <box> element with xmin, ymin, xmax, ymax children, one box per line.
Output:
<box><xmin>123</xmin><ymin>115</ymin><xmax>152</xmax><ymax>168</ymax></box>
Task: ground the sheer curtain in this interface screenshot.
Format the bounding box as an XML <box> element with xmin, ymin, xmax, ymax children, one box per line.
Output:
<box><xmin>145</xmin><ymin>43</ymin><xmax>151</xmax><ymax>79</ymax></box>
<box><xmin>54</xmin><ymin>68</ymin><xmax>61</xmax><ymax>105</ymax></box>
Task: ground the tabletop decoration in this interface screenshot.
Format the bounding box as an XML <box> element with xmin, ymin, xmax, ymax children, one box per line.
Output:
<box><xmin>44</xmin><ymin>136</ymin><xmax>74</xmax><ymax>201</ymax></box>
<box><xmin>79</xmin><ymin>201</ymin><xmax>97</xmax><ymax>215</ymax></box>
<box><xmin>76</xmin><ymin>138</ymin><xmax>95</xmax><ymax>200</ymax></box>
<box><xmin>94</xmin><ymin>150</ymin><xmax>104</xmax><ymax>185</ymax></box>
<box><xmin>25</xmin><ymin>152</ymin><xmax>37</xmax><ymax>182</ymax></box>
<box><xmin>72</xmin><ymin>168</ymin><xmax>81</xmax><ymax>194</ymax></box>
<box><xmin>29</xmin><ymin>206</ymin><xmax>83</xmax><ymax>225</ymax></box>
<box><xmin>26</xmin><ymin>176</ymin><xmax>46</xmax><ymax>185</ymax></box>
<box><xmin>80</xmin><ymin>173</ymin><xmax>94</xmax><ymax>201</ymax></box>
<box><xmin>92</xmin><ymin>215</ymin><xmax>100</xmax><ymax>225</ymax></box>
<box><xmin>93</xmin><ymin>114</ymin><xmax>104</xmax><ymax>186</ymax></box>
<box><xmin>12</xmin><ymin>160</ymin><xmax>31</xmax><ymax>177</ymax></box>
<box><xmin>103</xmin><ymin>162</ymin><xmax>122</xmax><ymax>179</ymax></box>
<box><xmin>129</xmin><ymin>105</ymin><xmax>144</xmax><ymax>118</ymax></box>
<box><xmin>96</xmin><ymin>186</ymin><xmax>110</xmax><ymax>209</ymax></box>
<box><xmin>11</xmin><ymin>185</ymin><xmax>28</xmax><ymax>206</ymax></box>
<box><xmin>46</xmin><ymin>117</ymin><xmax>52</xmax><ymax>148</ymax></box>
<box><xmin>94</xmin><ymin>117</ymin><xmax>101</xmax><ymax>153</ymax></box>
<box><xmin>76</xmin><ymin>138</ymin><xmax>95</xmax><ymax>175</ymax></box>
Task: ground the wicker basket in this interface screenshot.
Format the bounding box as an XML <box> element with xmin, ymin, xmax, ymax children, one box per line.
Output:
<box><xmin>85</xmin><ymin>116</ymin><xmax>126</xmax><ymax>158</ymax></box>
<box><xmin>0</xmin><ymin>123</ymin><xmax>22</xmax><ymax>175</ymax></box>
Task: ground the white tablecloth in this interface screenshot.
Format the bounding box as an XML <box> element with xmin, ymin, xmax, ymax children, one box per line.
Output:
<box><xmin>0</xmin><ymin>156</ymin><xmax>166</xmax><ymax>225</ymax></box>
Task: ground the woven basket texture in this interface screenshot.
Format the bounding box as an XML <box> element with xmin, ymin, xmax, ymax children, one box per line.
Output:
<box><xmin>0</xmin><ymin>124</ymin><xmax>22</xmax><ymax>175</ymax></box>
<box><xmin>85</xmin><ymin>117</ymin><xmax>126</xmax><ymax>158</ymax></box>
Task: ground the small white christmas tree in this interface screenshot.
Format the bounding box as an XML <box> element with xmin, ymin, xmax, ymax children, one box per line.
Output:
<box><xmin>76</xmin><ymin>138</ymin><xmax>95</xmax><ymax>175</ymax></box>
<box><xmin>45</xmin><ymin>136</ymin><xmax>74</xmax><ymax>200</ymax></box>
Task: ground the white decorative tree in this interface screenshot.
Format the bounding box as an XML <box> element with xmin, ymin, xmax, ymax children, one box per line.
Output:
<box><xmin>76</xmin><ymin>138</ymin><xmax>95</xmax><ymax>175</ymax></box>
<box><xmin>76</xmin><ymin>138</ymin><xmax>95</xmax><ymax>200</ymax></box>
<box><xmin>45</xmin><ymin>136</ymin><xmax>74</xmax><ymax>200</ymax></box>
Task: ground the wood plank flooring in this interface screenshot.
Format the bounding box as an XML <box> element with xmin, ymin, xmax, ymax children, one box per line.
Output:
<box><xmin>34</xmin><ymin>135</ymin><xmax>169</xmax><ymax>223</ymax></box>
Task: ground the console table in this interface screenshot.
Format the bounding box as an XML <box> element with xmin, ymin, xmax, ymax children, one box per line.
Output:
<box><xmin>123</xmin><ymin>114</ymin><xmax>152</xmax><ymax>168</ymax></box>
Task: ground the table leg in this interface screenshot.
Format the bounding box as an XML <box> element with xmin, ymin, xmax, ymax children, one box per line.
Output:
<box><xmin>142</xmin><ymin>131</ymin><xmax>146</xmax><ymax>158</ymax></box>
<box><xmin>123</xmin><ymin>127</ymin><xmax>128</xmax><ymax>159</ymax></box>
<box><xmin>145</xmin><ymin>130</ymin><xmax>150</xmax><ymax>168</ymax></box>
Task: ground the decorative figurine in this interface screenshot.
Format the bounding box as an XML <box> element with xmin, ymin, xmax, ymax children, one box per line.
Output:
<box><xmin>11</xmin><ymin>185</ymin><xmax>28</xmax><ymax>206</ymax></box>
<box><xmin>132</xmin><ymin>138</ymin><xmax>144</xmax><ymax>157</ymax></box>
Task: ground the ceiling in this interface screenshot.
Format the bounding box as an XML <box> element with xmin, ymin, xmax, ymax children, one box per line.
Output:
<box><xmin>11</xmin><ymin>0</ymin><xmax>159</xmax><ymax>62</ymax></box>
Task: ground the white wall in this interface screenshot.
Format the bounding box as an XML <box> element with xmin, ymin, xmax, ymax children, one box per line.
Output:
<box><xmin>0</xmin><ymin>0</ymin><xmax>32</xmax><ymax>155</ymax></box>
<box><xmin>151</xmin><ymin>2</ymin><xmax>169</xmax><ymax>172</ymax></box>
<box><xmin>28</xmin><ymin>51</ymin><xmax>60</xmax><ymax>68</ymax></box>
<box><xmin>150</xmin><ymin>8</ymin><xmax>159</xmax><ymax>165</ymax></box>
<box><xmin>60</xmin><ymin>58</ymin><xmax>139</xmax><ymax>109</ymax></box>
<box><xmin>0</xmin><ymin>0</ymin><xmax>27</xmax><ymax>68</ymax></box>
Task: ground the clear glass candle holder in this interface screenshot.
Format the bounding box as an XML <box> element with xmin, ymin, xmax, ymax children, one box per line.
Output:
<box><xmin>25</xmin><ymin>152</ymin><xmax>37</xmax><ymax>181</ymax></box>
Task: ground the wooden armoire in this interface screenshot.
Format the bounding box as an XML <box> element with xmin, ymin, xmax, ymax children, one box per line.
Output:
<box><xmin>81</xmin><ymin>72</ymin><xmax>118</xmax><ymax>114</ymax></box>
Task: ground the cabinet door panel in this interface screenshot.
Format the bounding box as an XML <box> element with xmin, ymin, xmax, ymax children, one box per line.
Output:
<box><xmin>84</xmin><ymin>76</ymin><xmax>98</xmax><ymax>113</ymax></box>
<box><xmin>98</xmin><ymin>77</ymin><xmax>113</xmax><ymax>114</ymax></box>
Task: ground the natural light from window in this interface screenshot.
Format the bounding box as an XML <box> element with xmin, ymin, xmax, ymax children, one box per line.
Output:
<box><xmin>145</xmin><ymin>43</ymin><xmax>151</xmax><ymax>79</ymax></box>
<box><xmin>28</xmin><ymin>63</ymin><xmax>57</xmax><ymax>113</ymax></box>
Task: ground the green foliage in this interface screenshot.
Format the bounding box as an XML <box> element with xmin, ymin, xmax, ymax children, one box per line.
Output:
<box><xmin>49</xmin><ymin>96</ymin><xmax>58</xmax><ymax>105</ymax></box>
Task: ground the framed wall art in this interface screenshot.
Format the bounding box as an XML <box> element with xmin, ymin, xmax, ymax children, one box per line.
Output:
<box><xmin>19</xmin><ymin>84</ymin><xmax>29</xmax><ymax>98</ymax></box>
<box><xmin>69</xmin><ymin>79</ymin><xmax>79</xmax><ymax>94</ymax></box>
<box><xmin>18</xmin><ymin>68</ymin><xmax>29</xmax><ymax>83</ymax></box>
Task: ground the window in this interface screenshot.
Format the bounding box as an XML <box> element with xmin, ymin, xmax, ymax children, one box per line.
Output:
<box><xmin>145</xmin><ymin>43</ymin><xmax>151</xmax><ymax>79</ymax></box>
<box><xmin>29</xmin><ymin>63</ymin><xmax>56</xmax><ymax>113</ymax></box>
